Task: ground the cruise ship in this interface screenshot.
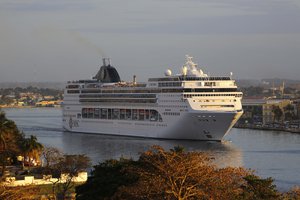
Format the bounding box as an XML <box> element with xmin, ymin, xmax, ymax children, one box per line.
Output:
<box><xmin>63</xmin><ymin>56</ymin><xmax>243</xmax><ymax>141</ymax></box>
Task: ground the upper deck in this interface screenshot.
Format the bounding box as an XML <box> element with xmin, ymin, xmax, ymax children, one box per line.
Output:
<box><xmin>65</xmin><ymin>55</ymin><xmax>240</xmax><ymax>95</ymax></box>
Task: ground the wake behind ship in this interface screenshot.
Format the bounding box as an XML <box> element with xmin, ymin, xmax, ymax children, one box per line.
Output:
<box><xmin>63</xmin><ymin>56</ymin><xmax>243</xmax><ymax>141</ymax></box>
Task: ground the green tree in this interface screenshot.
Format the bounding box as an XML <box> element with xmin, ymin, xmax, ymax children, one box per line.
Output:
<box><xmin>272</xmin><ymin>105</ymin><xmax>283</xmax><ymax>122</ymax></box>
<box><xmin>20</xmin><ymin>135</ymin><xmax>43</xmax><ymax>167</ymax></box>
<box><xmin>0</xmin><ymin>110</ymin><xmax>46</xmax><ymax>180</ymax></box>
<box><xmin>54</xmin><ymin>154</ymin><xmax>91</xmax><ymax>199</ymax></box>
<box><xmin>0</xmin><ymin>111</ymin><xmax>23</xmax><ymax>178</ymax></box>
<box><xmin>114</xmin><ymin>146</ymin><xmax>251</xmax><ymax>200</ymax></box>
<box><xmin>282</xmin><ymin>186</ymin><xmax>300</xmax><ymax>199</ymax></box>
<box><xmin>284</xmin><ymin>104</ymin><xmax>295</xmax><ymax>121</ymax></box>
<box><xmin>77</xmin><ymin>146</ymin><xmax>252</xmax><ymax>200</ymax></box>
<box><xmin>76</xmin><ymin>158</ymin><xmax>138</xmax><ymax>200</ymax></box>
<box><xmin>0</xmin><ymin>95</ymin><xmax>14</xmax><ymax>105</ymax></box>
<box><xmin>239</xmin><ymin>175</ymin><xmax>279</xmax><ymax>200</ymax></box>
<box><xmin>42</xmin><ymin>146</ymin><xmax>63</xmax><ymax>168</ymax></box>
<box><xmin>76</xmin><ymin>146</ymin><xmax>300</xmax><ymax>200</ymax></box>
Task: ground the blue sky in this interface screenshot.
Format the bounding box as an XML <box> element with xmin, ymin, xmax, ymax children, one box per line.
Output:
<box><xmin>1</xmin><ymin>0</ymin><xmax>300</xmax><ymax>82</ymax></box>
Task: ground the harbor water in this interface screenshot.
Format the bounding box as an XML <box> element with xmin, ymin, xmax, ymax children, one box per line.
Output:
<box><xmin>3</xmin><ymin>107</ymin><xmax>300</xmax><ymax>191</ymax></box>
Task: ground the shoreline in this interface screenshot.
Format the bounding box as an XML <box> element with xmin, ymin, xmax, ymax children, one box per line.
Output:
<box><xmin>1</xmin><ymin>105</ymin><xmax>35</xmax><ymax>109</ymax></box>
<box><xmin>234</xmin><ymin>124</ymin><xmax>300</xmax><ymax>134</ymax></box>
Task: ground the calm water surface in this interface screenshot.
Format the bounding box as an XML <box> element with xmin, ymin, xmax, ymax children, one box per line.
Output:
<box><xmin>3</xmin><ymin>108</ymin><xmax>300</xmax><ymax>191</ymax></box>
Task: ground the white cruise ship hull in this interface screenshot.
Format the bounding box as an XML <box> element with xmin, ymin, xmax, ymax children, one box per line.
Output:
<box><xmin>63</xmin><ymin>110</ymin><xmax>242</xmax><ymax>141</ymax></box>
<box><xmin>63</xmin><ymin>56</ymin><xmax>244</xmax><ymax>141</ymax></box>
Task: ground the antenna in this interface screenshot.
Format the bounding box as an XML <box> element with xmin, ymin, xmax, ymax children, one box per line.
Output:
<box><xmin>102</xmin><ymin>58</ymin><xmax>106</xmax><ymax>66</ymax></box>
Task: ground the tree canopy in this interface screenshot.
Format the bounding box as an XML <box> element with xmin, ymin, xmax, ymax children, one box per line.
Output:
<box><xmin>76</xmin><ymin>146</ymin><xmax>284</xmax><ymax>200</ymax></box>
<box><xmin>0</xmin><ymin>111</ymin><xmax>23</xmax><ymax>177</ymax></box>
<box><xmin>0</xmin><ymin>110</ymin><xmax>44</xmax><ymax>178</ymax></box>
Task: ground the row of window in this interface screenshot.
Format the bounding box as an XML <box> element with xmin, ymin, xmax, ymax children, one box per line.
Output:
<box><xmin>200</xmin><ymin>105</ymin><xmax>235</xmax><ymax>108</ymax></box>
<box><xmin>67</xmin><ymin>90</ymin><xmax>80</xmax><ymax>94</ymax></box>
<box><xmin>158</xmin><ymin>105</ymin><xmax>188</xmax><ymax>108</ymax></box>
<box><xmin>79</xmin><ymin>94</ymin><xmax>157</xmax><ymax>98</ymax></box>
<box><xmin>179</xmin><ymin>76</ymin><xmax>231</xmax><ymax>81</ymax></box>
<box><xmin>148</xmin><ymin>77</ymin><xmax>180</xmax><ymax>82</ymax></box>
<box><xmin>82</xmin><ymin>108</ymin><xmax>163</xmax><ymax>122</ymax></box>
<box><xmin>149</xmin><ymin>76</ymin><xmax>231</xmax><ymax>81</ymax></box>
<box><xmin>159</xmin><ymin>100</ymin><xmax>184</xmax><ymax>103</ymax></box>
<box><xmin>158</xmin><ymin>82</ymin><xmax>182</xmax><ymax>87</ymax></box>
<box><xmin>162</xmin><ymin>112</ymin><xmax>180</xmax><ymax>116</ymax></box>
<box><xmin>193</xmin><ymin>99</ymin><xmax>236</xmax><ymax>103</ymax></box>
<box><xmin>183</xmin><ymin>93</ymin><xmax>242</xmax><ymax>98</ymax></box>
<box><xmin>67</xmin><ymin>88</ymin><xmax>239</xmax><ymax>94</ymax></box>
<box><xmin>79</xmin><ymin>99</ymin><xmax>157</xmax><ymax>103</ymax></box>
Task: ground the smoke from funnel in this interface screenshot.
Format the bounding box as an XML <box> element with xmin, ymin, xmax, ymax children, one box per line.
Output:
<box><xmin>68</xmin><ymin>31</ymin><xmax>107</xmax><ymax>58</ymax></box>
<box><xmin>34</xmin><ymin>26</ymin><xmax>107</xmax><ymax>58</ymax></box>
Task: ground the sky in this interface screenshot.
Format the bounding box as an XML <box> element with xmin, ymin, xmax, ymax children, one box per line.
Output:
<box><xmin>0</xmin><ymin>0</ymin><xmax>300</xmax><ymax>82</ymax></box>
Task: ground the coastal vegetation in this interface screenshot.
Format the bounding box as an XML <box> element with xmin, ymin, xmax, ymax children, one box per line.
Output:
<box><xmin>0</xmin><ymin>110</ymin><xmax>44</xmax><ymax>176</ymax></box>
<box><xmin>0</xmin><ymin>110</ymin><xmax>91</xmax><ymax>199</ymax></box>
<box><xmin>76</xmin><ymin>145</ymin><xmax>300</xmax><ymax>200</ymax></box>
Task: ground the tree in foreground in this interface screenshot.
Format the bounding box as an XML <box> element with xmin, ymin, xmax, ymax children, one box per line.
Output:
<box><xmin>0</xmin><ymin>111</ymin><xmax>23</xmax><ymax>178</ymax></box>
<box><xmin>112</xmin><ymin>145</ymin><xmax>251</xmax><ymax>200</ymax></box>
<box><xmin>20</xmin><ymin>135</ymin><xmax>43</xmax><ymax>167</ymax></box>
<box><xmin>239</xmin><ymin>175</ymin><xmax>279</xmax><ymax>200</ymax></box>
<box><xmin>0</xmin><ymin>111</ymin><xmax>44</xmax><ymax>178</ymax></box>
<box><xmin>76</xmin><ymin>145</ymin><xmax>285</xmax><ymax>200</ymax></box>
<box><xmin>76</xmin><ymin>158</ymin><xmax>138</xmax><ymax>200</ymax></box>
<box><xmin>282</xmin><ymin>186</ymin><xmax>300</xmax><ymax>200</ymax></box>
<box><xmin>56</xmin><ymin>154</ymin><xmax>91</xmax><ymax>199</ymax></box>
<box><xmin>42</xmin><ymin>146</ymin><xmax>63</xmax><ymax>169</ymax></box>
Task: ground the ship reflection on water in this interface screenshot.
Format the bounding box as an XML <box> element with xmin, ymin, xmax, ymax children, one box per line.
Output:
<box><xmin>60</xmin><ymin>131</ymin><xmax>243</xmax><ymax>167</ymax></box>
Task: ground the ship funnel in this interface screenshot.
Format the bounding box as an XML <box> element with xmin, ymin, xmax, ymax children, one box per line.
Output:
<box><xmin>94</xmin><ymin>57</ymin><xmax>121</xmax><ymax>83</ymax></box>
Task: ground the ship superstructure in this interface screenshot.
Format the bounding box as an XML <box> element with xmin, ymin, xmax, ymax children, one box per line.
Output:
<box><xmin>63</xmin><ymin>55</ymin><xmax>243</xmax><ymax>141</ymax></box>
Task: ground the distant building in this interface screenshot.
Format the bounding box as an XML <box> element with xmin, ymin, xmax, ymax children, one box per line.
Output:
<box><xmin>241</xmin><ymin>98</ymin><xmax>297</xmax><ymax>125</ymax></box>
<box><xmin>293</xmin><ymin>99</ymin><xmax>300</xmax><ymax>120</ymax></box>
<box><xmin>35</xmin><ymin>100</ymin><xmax>61</xmax><ymax>107</ymax></box>
<box><xmin>263</xmin><ymin>99</ymin><xmax>292</xmax><ymax>124</ymax></box>
<box><xmin>241</xmin><ymin>98</ymin><xmax>266</xmax><ymax>124</ymax></box>
<box><xmin>43</xmin><ymin>95</ymin><xmax>55</xmax><ymax>100</ymax></box>
<box><xmin>17</xmin><ymin>101</ymin><xmax>25</xmax><ymax>106</ymax></box>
